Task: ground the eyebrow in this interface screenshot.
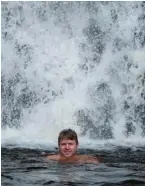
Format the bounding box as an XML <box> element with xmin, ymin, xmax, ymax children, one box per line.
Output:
<box><xmin>60</xmin><ymin>141</ymin><xmax>74</xmax><ymax>144</ymax></box>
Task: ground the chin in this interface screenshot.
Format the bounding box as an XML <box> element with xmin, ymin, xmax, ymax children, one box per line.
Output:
<box><xmin>63</xmin><ymin>153</ymin><xmax>73</xmax><ymax>157</ymax></box>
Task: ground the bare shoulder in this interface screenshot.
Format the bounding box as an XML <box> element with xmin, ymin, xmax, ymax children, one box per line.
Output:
<box><xmin>47</xmin><ymin>154</ymin><xmax>59</xmax><ymax>161</ymax></box>
<box><xmin>78</xmin><ymin>155</ymin><xmax>100</xmax><ymax>164</ymax></box>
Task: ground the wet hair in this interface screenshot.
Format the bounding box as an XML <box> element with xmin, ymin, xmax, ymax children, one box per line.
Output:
<box><xmin>58</xmin><ymin>129</ymin><xmax>78</xmax><ymax>145</ymax></box>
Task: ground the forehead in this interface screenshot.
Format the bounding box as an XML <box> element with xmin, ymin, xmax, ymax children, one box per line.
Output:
<box><xmin>60</xmin><ymin>138</ymin><xmax>76</xmax><ymax>143</ymax></box>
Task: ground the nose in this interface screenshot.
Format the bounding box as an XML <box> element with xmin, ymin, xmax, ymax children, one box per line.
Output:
<box><xmin>65</xmin><ymin>144</ymin><xmax>69</xmax><ymax>150</ymax></box>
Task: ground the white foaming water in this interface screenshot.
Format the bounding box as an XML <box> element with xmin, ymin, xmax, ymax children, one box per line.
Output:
<box><xmin>1</xmin><ymin>2</ymin><xmax>145</xmax><ymax>149</ymax></box>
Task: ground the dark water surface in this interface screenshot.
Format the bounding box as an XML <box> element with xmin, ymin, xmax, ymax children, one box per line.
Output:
<box><xmin>1</xmin><ymin>146</ymin><xmax>145</xmax><ymax>186</ymax></box>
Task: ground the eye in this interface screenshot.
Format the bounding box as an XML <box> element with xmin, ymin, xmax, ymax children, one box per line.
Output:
<box><xmin>68</xmin><ymin>143</ymin><xmax>73</xmax><ymax>145</ymax></box>
<box><xmin>60</xmin><ymin>143</ymin><xmax>65</xmax><ymax>146</ymax></box>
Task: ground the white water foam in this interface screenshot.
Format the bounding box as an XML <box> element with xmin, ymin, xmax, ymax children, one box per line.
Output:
<box><xmin>1</xmin><ymin>2</ymin><xmax>145</xmax><ymax>149</ymax></box>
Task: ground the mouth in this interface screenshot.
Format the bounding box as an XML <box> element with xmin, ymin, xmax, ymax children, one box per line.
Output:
<box><xmin>64</xmin><ymin>151</ymin><xmax>72</xmax><ymax>155</ymax></box>
<box><xmin>64</xmin><ymin>151</ymin><xmax>71</xmax><ymax>153</ymax></box>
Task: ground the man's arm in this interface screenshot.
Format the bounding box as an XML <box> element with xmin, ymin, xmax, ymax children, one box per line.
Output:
<box><xmin>87</xmin><ymin>156</ymin><xmax>100</xmax><ymax>164</ymax></box>
<box><xmin>81</xmin><ymin>155</ymin><xmax>100</xmax><ymax>164</ymax></box>
<box><xmin>47</xmin><ymin>154</ymin><xmax>59</xmax><ymax>161</ymax></box>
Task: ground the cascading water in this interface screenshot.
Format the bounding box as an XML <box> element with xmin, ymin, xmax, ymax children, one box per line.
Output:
<box><xmin>1</xmin><ymin>2</ymin><xmax>145</xmax><ymax>149</ymax></box>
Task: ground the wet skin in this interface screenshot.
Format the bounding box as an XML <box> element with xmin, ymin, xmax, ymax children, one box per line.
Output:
<box><xmin>47</xmin><ymin>139</ymin><xmax>100</xmax><ymax>164</ymax></box>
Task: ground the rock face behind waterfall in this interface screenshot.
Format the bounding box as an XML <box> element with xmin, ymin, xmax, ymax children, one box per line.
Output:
<box><xmin>1</xmin><ymin>2</ymin><xmax>145</xmax><ymax>141</ymax></box>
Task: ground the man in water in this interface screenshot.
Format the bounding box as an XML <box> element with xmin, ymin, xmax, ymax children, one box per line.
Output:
<box><xmin>47</xmin><ymin>129</ymin><xmax>100</xmax><ymax>164</ymax></box>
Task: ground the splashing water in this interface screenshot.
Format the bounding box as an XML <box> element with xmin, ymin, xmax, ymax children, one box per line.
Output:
<box><xmin>1</xmin><ymin>2</ymin><xmax>145</xmax><ymax>149</ymax></box>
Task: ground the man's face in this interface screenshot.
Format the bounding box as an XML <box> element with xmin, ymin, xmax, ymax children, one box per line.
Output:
<box><xmin>59</xmin><ymin>138</ymin><xmax>78</xmax><ymax>158</ymax></box>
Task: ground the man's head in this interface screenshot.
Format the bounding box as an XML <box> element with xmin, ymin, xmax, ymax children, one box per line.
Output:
<box><xmin>58</xmin><ymin>129</ymin><xmax>78</xmax><ymax>158</ymax></box>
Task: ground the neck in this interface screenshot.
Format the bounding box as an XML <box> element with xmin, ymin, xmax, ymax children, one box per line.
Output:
<box><xmin>59</xmin><ymin>153</ymin><xmax>77</xmax><ymax>160</ymax></box>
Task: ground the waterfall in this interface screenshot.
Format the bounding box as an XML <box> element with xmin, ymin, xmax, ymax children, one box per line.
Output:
<box><xmin>1</xmin><ymin>2</ymin><xmax>145</xmax><ymax>148</ymax></box>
